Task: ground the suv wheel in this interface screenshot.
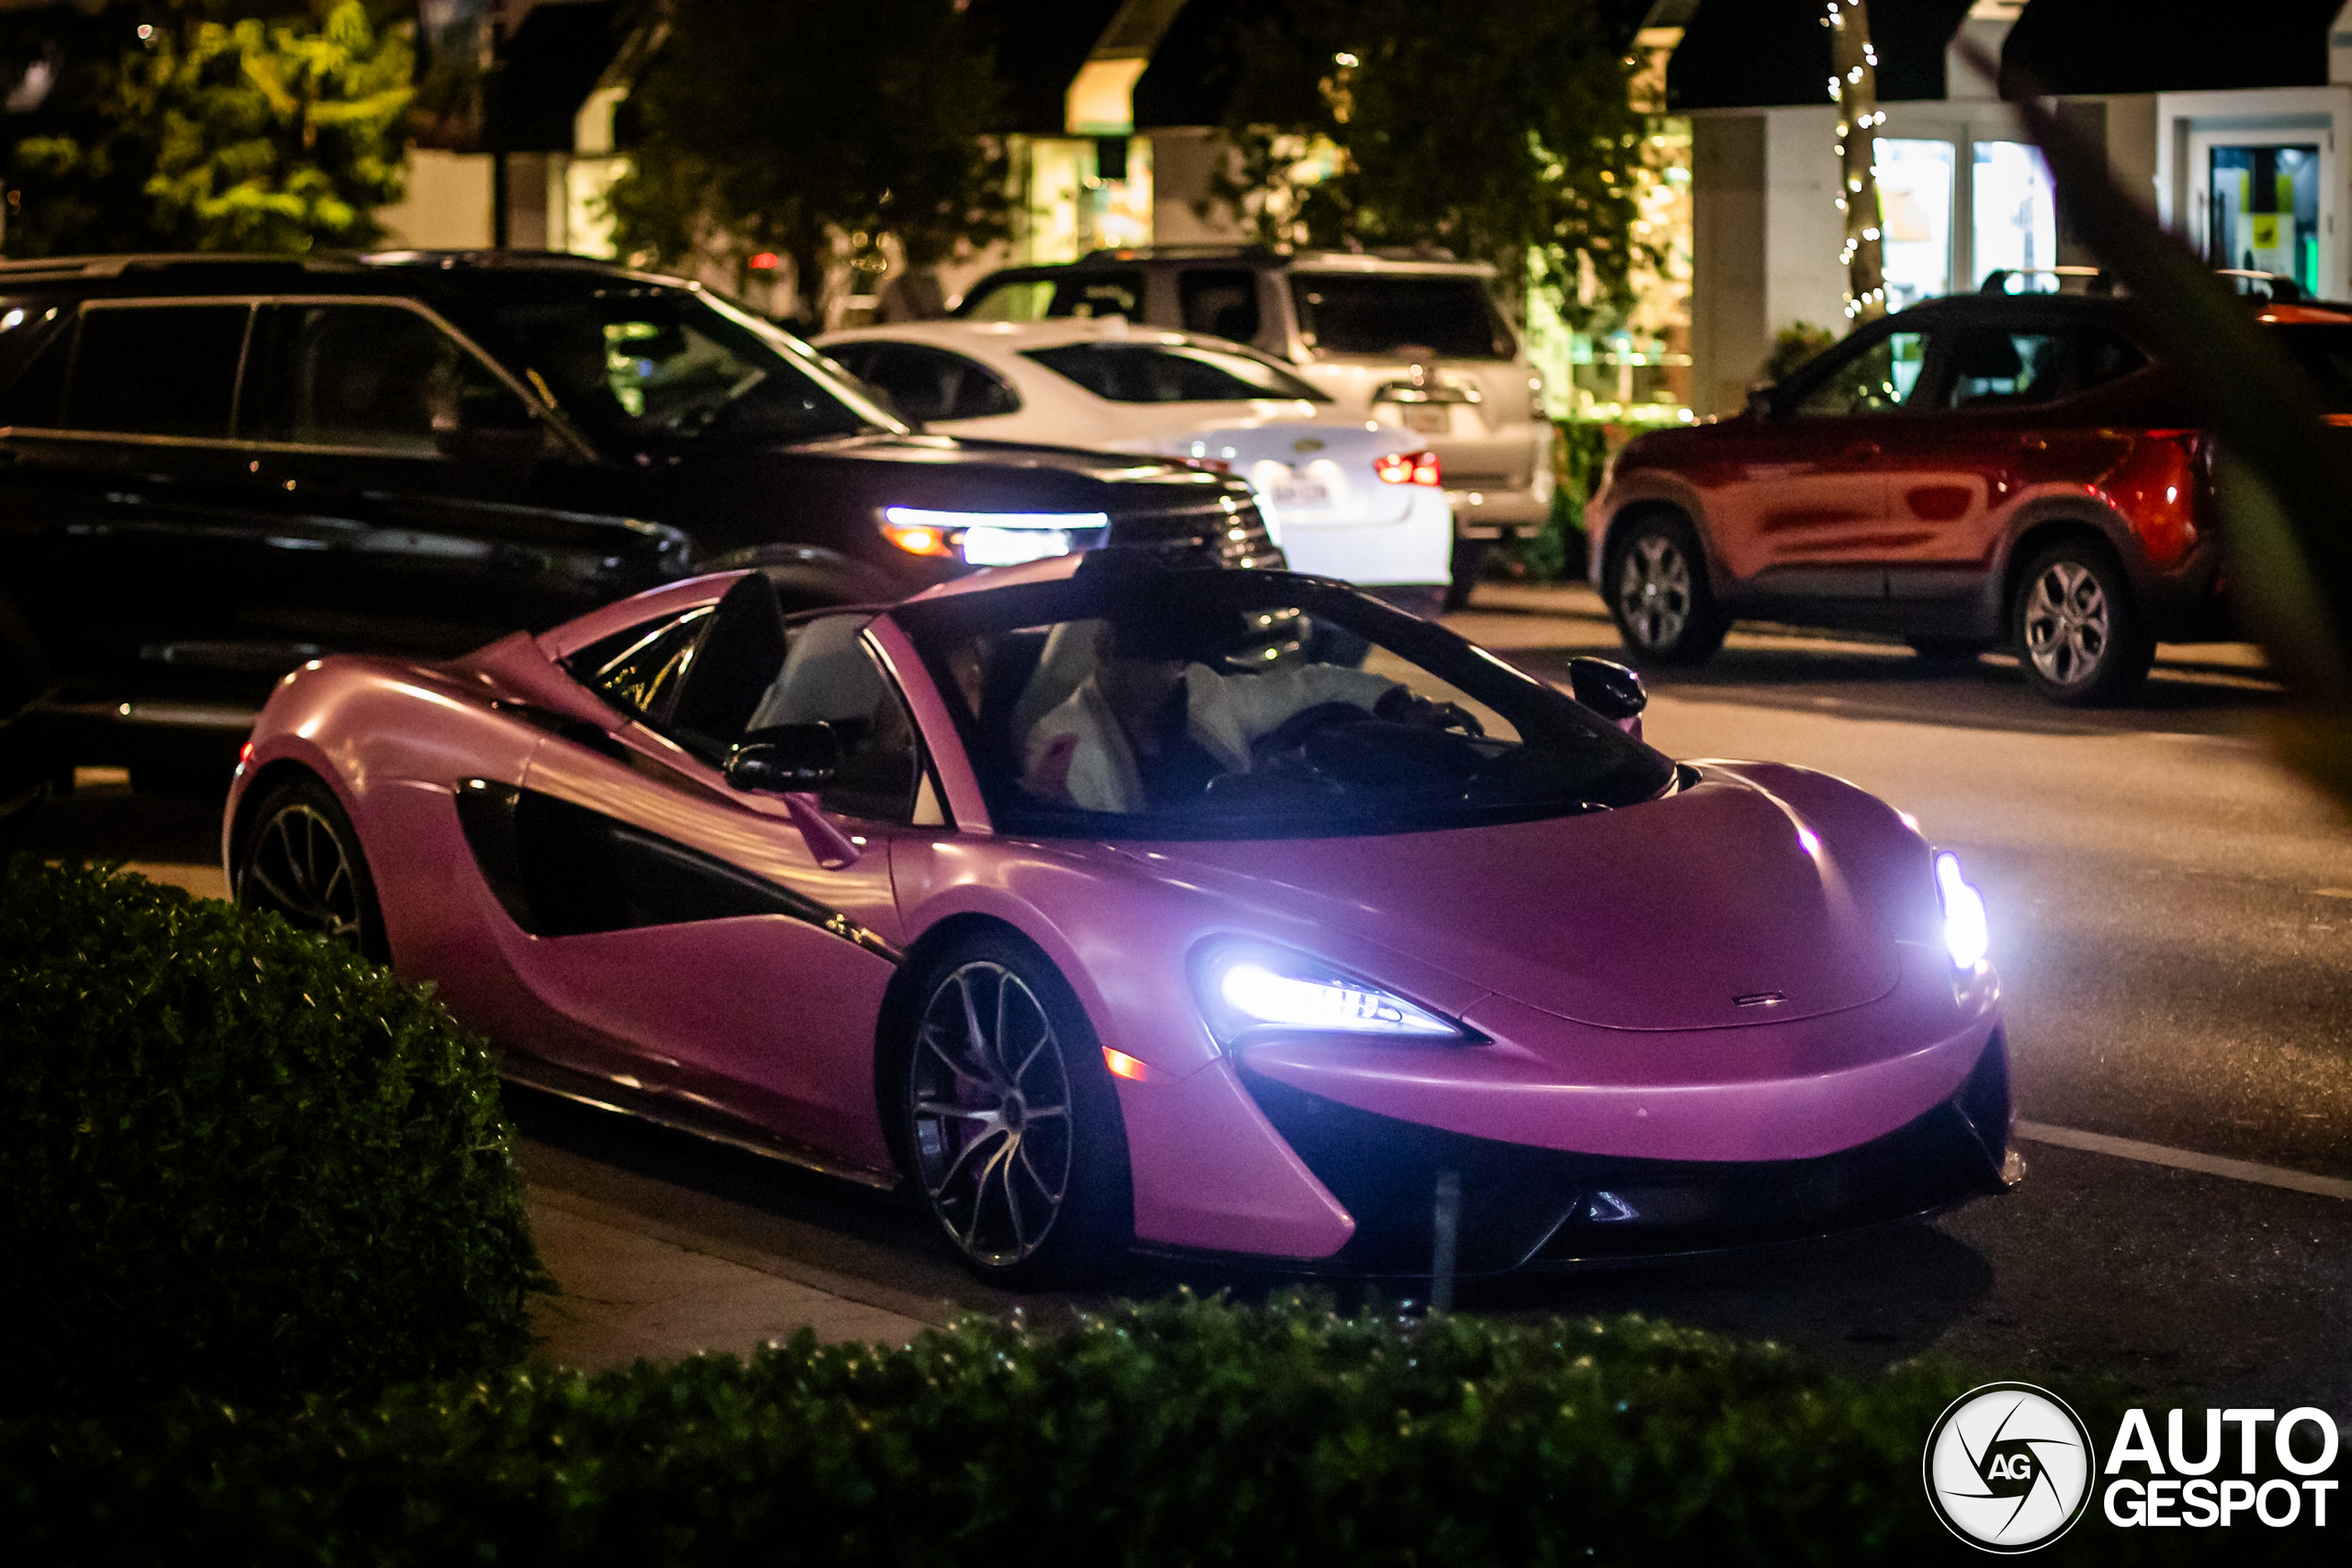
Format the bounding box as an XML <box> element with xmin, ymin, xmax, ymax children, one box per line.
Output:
<box><xmin>2012</xmin><ymin>541</ymin><xmax>2154</xmax><ymax>705</ymax></box>
<box><xmin>1606</xmin><ymin>515</ymin><xmax>1727</xmax><ymax>665</ymax></box>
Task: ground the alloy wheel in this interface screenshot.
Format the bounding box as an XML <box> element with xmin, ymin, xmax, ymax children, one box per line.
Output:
<box><xmin>242</xmin><ymin>803</ymin><xmax>365</xmax><ymax>944</ymax></box>
<box><xmin>910</xmin><ymin>961</ymin><xmax>1075</xmax><ymax>1269</ymax></box>
<box><xmin>1618</xmin><ymin>533</ymin><xmax>1693</xmax><ymax>650</ymax></box>
<box><xmin>2022</xmin><ymin>560</ymin><xmax>2110</xmax><ymax>688</ymax></box>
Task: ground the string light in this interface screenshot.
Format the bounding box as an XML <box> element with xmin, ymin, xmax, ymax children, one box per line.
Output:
<box><xmin>1826</xmin><ymin>1</ymin><xmax>1884</xmax><ymax>322</ymax></box>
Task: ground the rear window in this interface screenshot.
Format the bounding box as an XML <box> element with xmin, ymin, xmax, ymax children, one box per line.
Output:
<box><xmin>2266</xmin><ymin>323</ymin><xmax>2352</xmax><ymax>412</ymax></box>
<box><xmin>1023</xmin><ymin>342</ymin><xmax>1327</xmax><ymax>404</ymax></box>
<box><xmin>963</xmin><ymin>271</ymin><xmax>1146</xmax><ymax>322</ymax></box>
<box><xmin>1289</xmin><ymin>275</ymin><xmax>1515</xmax><ymax>360</ymax></box>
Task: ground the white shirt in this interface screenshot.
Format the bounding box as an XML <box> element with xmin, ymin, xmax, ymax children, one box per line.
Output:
<box><xmin>1022</xmin><ymin>661</ymin><xmax>1395</xmax><ymax>814</ymax></box>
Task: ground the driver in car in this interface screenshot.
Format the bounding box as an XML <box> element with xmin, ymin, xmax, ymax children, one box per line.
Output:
<box><xmin>1021</xmin><ymin>615</ymin><xmax>1474</xmax><ymax>813</ymax></box>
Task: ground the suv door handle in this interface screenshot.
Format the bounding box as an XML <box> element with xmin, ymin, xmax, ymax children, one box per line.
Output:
<box><xmin>1842</xmin><ymin>441</ymin><xmax>1883</xmax><ymax>460</ymax></box>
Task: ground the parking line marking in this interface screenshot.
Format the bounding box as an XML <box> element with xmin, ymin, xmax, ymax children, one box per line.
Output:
<box><xmin>2015</xmin><ymin>1121</ymin><xmax>2352</xmax><ymax>1201</ymax></box>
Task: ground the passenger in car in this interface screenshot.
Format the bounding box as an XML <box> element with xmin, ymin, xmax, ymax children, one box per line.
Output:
<box><xmin>1018</xmin><ymin>615</ymin><xmax>1464</xmax><ymax>813</ymax></box>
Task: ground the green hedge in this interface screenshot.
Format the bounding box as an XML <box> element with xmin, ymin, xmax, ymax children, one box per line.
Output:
<box><xmin>0</xmin><ymin>858</ymin><xmax>539</xmax><ymax>1416</ymax></box>
<box><xmin>1</xmin><ymin>1292</ymin><xmax>2296</xmax><ymax>1567</ymax></box>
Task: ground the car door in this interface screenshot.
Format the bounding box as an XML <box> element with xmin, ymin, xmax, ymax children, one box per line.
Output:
<box><xmin>1875</xmin><ymin>319</ymin><xmax>2143</xmax><ymax>609</ymax></box>
<box><xmin>1717</xmin><ymin>321</ymin><xmax>1933</xmax><ymax>602</ymax></box>
<box><xmin>236</xmin><ymin>298</ymin><xmax>677</xmax><ymax>660</ymax></box>
<box><xmin>0</xmin><ymin>297</ymin><xmax>304</xmax><ymax>710</ymax></box>
<box><xmin>500</xmin><ymin>587</ymin><xmax>922</xmax><ymax>1170</ymax></box>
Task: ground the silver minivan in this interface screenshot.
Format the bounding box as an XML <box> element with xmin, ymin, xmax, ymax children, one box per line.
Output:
<box><xmin>955</xmin><ymin>246</ymin><xmax>1554</xmax><ymax>598</ymax></box>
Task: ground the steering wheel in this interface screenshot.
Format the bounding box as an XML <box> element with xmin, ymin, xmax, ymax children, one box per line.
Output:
<box><xmin>1250</xmin><ymin>701</ymin><xmax>1372</xmax><ymax>765</ymax></box>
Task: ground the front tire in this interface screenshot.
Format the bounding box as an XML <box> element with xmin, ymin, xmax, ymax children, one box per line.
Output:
<box><xmin>902</xmin><ymin>933</ymin><xmax>1131</xmax><ymax>1286</ymax></box>
<box><xmin>1606</xmin><ymin>513</ymin><xmax>1728</xmax><ymax>665</ymax></box>
<box><xmin>235</xmin><ymin>774</ymin><xmax>389</xmax><ymax>963</ymax></box>
<box><xmin>2011</xmin><ymin>541</ymin><xmax>2154</xmax><ymax>705</ymax></box>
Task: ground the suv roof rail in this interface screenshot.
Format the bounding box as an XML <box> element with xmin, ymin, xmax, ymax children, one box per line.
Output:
<box><xmin>1980</xmin><ymin>265</ymin><xmax>2112</xmax><ymax>296</ymax></box>
<box><xmin>0</xmin><ymin>252</ymin><xmax>368</xmax><ymax>279</ymax></box>
<box><xmin>356</xmin><ymin>248</ymin><xmax>637</xmax><ymax>272</ymax></box>
<box><xmin>2214</xmin><ymin>267</ymin><xmax>2305</xmax><ymax>302</ymax></box>
<box><xmin>1077</xmin><ymin>244</ymin><xmax>1280</xmax><ymax>264</ymax></box>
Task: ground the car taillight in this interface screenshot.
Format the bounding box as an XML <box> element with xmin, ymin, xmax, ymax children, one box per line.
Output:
<box><xmin>1374</xmin><ymin>450</ymin><xmax>1441</xmax><ymax>486</ymax></box>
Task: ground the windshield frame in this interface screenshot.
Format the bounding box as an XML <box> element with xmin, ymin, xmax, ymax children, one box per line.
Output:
<box><xmin>890</xmin><ymin>570</ymin><xmax>1674</xmax><ymax>841</ymax></box>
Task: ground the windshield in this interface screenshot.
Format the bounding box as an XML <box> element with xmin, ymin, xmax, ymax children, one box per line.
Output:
<box><xmin>896</xmin><ymin>569</ymin><xmax>1672</xmax><ymax>840</ymax></box>
<box><xmin>1289</xmin><ymin>274</ymin><xmax>1516</xmax><ymax>360</ymax></box>
<box><xmin>1023</xmin><ymin>340</ymin><xmax>1328</xmax><ymax>403</ymax></box>
<box><xmin>482</xmin><ymin>287</ymin><xmax>905</xmax><ymax>448</ymax></box>
<box><xmin>2266</xmin><ymin>323</ymin><xmax>2352</xmax><ymax>412</ymax></box>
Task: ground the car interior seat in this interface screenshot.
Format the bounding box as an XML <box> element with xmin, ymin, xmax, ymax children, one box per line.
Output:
<box><xmin>1951</xmin><ymin>330</ymin><xmax>2027</xmax><ymax>406</ymax></box>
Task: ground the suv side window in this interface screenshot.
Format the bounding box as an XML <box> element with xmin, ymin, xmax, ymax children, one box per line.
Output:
<box><xmin>1942</xmin><ymin>327</ymin><xmax>2073</xmax><ymax>409</ymax></box>
<box><xmin>247</xmin><ymin>303</ymin><xmax>528</xmax><ymax>456</ymax></box>
<box><xmin>1181</xmin><ymin>269</ymin><xmax>1261</xmax><ymax>344</ymax></box>
<box><xmin>0</xmin><ymin>303</ymin><xmax>72</xmax><ymax>427</ymax></box>
<box><xmin>1792</xmin><ymin>329</ymin><xmax>1929</xmax><ymax>415</ymax></box>
<box><xmin>66</xmin><ymin>303</ymin><xmax>250</xmax><ymax>439</ymax></box>
<box><xmin>848</xmin><ymin>343</ymin><xmax>1021</xmax><ymax>423</ymax></box>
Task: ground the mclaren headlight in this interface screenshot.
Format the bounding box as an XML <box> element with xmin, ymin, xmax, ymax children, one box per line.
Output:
<box><xmin>1935</xmin><ymin>851</ymin><xmax>1990</xmax><ymax>971</ymax></box>
<box><xmin>1192</xmin><ymin>941</ymin><xmax>1472</xmax><ymax>1048</ymax></box>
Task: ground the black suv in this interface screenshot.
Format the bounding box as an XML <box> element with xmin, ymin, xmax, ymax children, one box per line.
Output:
<box><xmin>0</xmin><ymin>252</ymin><xmax>1280</xmax><ymax>800</ymax></box>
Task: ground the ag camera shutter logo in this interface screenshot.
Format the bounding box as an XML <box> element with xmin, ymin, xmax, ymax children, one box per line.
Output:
<box><xmin>1924</xmin><ymin>1382</ymin><xmax>2097</xmax><ymax>1551</ymax></box>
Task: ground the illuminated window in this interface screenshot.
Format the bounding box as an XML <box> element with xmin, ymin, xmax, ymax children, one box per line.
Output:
<box><xmin>1873</xmin><ymin>139</ymin><xmax>1954</xmax><ymax>309</ymax></box>
<box><xmin>1973</xmin><ymin>141</ymin><xmax>2058</xmax><ymax>290</ymax></box>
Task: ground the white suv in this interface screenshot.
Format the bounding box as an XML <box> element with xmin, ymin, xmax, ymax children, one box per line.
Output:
<box><xmin>956</xmin><ymin>247</ymin><xmax>1553</xmax><ymax>598</ymax></box>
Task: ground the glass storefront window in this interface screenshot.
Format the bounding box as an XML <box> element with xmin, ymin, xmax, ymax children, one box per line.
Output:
<box><xmin>1973</xmin><ymin>141</ymin><xmax>2057</xmax><ymax>289</ymax></box>
<box><xmin>2208</xmin><ymin>144</ymin><xmax>2320</xmax><ymax>292</ymax></box>
<box><xmin>1873</xmin><ymin>139</ymin><xmax>1954</xmax><ymax>310</ymax></box>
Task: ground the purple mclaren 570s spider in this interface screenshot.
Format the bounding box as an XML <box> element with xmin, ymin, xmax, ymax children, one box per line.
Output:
<box><xmin>224</xmin><ymin>548</ymin><xmax>2017</xmax><ymax>1284</ymax></box>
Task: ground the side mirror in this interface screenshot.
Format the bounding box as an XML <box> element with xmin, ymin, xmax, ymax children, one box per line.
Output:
<box><xmin>725</xmin><ymin>723</ymin><xmax>842</xmax><ymax>793</ymax></box>
<box><xmin>1745</xmin><ymin>381</ymin><xmax>1778</xmax><ymax>421</ymax></box>
<box><xmin>1568</xmin><ymin>656</ymin><xmax>1646</xmax><ymax>739</ymax></box>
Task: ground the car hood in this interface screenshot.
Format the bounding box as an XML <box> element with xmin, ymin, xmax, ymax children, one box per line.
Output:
<box><xmin>763</xmin><ymin>431</ymin><xmax>1242</xmax><ymax>513</ymax></box>
<box><xmin>1115</xmin><ymin>771</ymin><xmax>1905</xmax><ymax>1032</ymax></box>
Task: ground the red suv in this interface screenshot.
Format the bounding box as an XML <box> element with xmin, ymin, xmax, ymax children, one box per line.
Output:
<box><xmin>1584</xmin><ymin>289</ymin><xmax>2351</xmax><ymax>703</ymax></box>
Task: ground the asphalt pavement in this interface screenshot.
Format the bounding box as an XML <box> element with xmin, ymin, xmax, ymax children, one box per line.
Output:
<box><xmin>11</xmin><ymin>583</ymin><xmax>2346</xmax><ymax>1414</ymax></box>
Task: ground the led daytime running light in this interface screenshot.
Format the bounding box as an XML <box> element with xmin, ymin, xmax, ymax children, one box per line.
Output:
<box><xmin>1935</xmin><ymin>852</ymin><xmax>1990</xmax><ymax>971</ymax></box>
<box><xmin>1195</xmin><ymin>944</ymin><xmax>1466</xmax><ymax>1045</ymax></box>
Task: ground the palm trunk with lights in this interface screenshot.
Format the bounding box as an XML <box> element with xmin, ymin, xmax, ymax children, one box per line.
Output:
<box><xmin>1827</xmin><ymin>1</ymin><xmax>1884</xmax><ymax>321</ymax></box>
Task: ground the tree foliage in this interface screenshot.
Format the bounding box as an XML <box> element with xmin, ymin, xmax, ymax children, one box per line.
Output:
<box><xmin>1211</xmin><ymin>0</ymin><xmax>1649</xmax><ymax>321</ymax></box>
<box><xmin>608</xmin><ymin>0</ymin><xmax>1011</xmax><ymax>324</ymax></box>
<box><xmin>5</xmin><ymin>1</ymin><xmax>411</xmax><ymax>257</ymax></box>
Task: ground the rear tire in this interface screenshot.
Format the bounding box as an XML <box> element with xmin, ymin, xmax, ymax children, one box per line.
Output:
<box><xmin>2011</xmin><ymin>541</ymin><xmax>2154</xmax><ymax>705</ymax></box>
<box><xmin>234</xmin><ymin>773</ymin><xmax>390</xmax><ymax>963</ymax></box>
<box><xmin>1605</xmin><ymin>513</ymin><xmax>1728</xmax><ymax>666</ymax></box>
<box><xmin>901</xmin><ymin>931</ymin><xmax>1131</xmax><ymax>1287</ymax></box>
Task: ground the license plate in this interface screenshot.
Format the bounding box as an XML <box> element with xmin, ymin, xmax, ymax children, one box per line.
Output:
<box><xmin>1272</xmin><ymin>482</ymin><xmax>1329</xmax><ymax>508</ymax></box>
<box><xmin>1402</xmin><ymin>405</ymin><xmax>1449</xmax><ymax>434</ymax></box>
